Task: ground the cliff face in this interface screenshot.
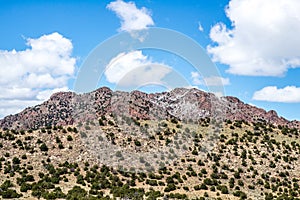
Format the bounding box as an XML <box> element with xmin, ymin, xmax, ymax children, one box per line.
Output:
<box><xmin>0</xmin><ymin>87</ymin><xmax>299</xmax><ymax>130</ymax></box>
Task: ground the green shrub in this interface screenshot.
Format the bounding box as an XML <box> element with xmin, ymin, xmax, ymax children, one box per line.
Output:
<box><xmin>40</xmin><ymin>143</ymin><xmax>48</xmax><ymax>152</ymax></box>
<box><xmin>164</xmin><ymin>183</ymin><xmax>176</xmax><ymax>192</ymax></box>
<box><xmin>66</xmin><ymin>186</ymin><xmax>87</xmax><ymax>199</ymax></box>
<box><xmin>1</xmin><ymin>189</ymin><xmax>22</xmax><ymax>198</ymax></box>
<box><xmin>67</xmin><ymin>135</ymin><xmax>73</xmax><ymax>141</ymax></box>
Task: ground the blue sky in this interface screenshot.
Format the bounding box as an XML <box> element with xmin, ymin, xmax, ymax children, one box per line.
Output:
<box><xmin>0</xmin><ymin>0</ymin><xmax>300</xmax><ymax>120</ymax></box>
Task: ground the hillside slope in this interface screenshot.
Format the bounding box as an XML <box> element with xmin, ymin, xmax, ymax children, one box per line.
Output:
<box><xmin>0</xmin><ymin>87</ymin><xmax>299</xmax><ymax>199</ymax></box>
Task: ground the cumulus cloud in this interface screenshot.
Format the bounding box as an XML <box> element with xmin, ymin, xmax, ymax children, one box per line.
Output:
<box><xmin>191</xmin><ymin>72</ymin><xmax>230</xmax><ymax>86</ymax></box>
<box><xmin>105</xmin><ymin>51</ymin><xmax>149</xmax><ymax>83</ymax></box>
<box><xmin>253</xmin><ymin>86</ymin><xmax>300</xmax><ymax>103</ymax></box>
<box><xmin>107</xmin><ymin>0</ymin><xmax>154</xmax><ymax>32</ymax></box>
<box><xmin>105</xmin><ymin>51</ymin><xmax>172</xmax><ymax>87</ymax></box>
<box><xmin>0</xmin><ymin>32</ymin><xmax>76</xmax><ymax>118</ymax></box>
<box><xmin>207</xmin><ymin>0</ymin><xmax>300</xmax><ymax>76</ymax></box>
<box><xmin>117</xmin><ymin>64</ymin><xmax>172</xmax><ymax>88</ymax></box>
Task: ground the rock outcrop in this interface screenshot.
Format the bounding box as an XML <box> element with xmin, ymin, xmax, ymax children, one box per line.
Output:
<box><xmin>0</xmin><ymin>87</ymin><xmax>299</xmax><ymax>130</ymax></box>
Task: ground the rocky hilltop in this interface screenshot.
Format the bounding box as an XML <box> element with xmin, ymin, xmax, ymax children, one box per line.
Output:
<box><xmin>0</xmin><ymin>87</ymin><xmax>299</xmax><ymax>130</ymax></box>
<box><xmin>0</xmin><ymin>87</ymin><xmax>300</xmax><ymax>200</ymax></box>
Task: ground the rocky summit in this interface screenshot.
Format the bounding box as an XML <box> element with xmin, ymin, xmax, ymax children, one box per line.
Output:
<box><xmin>0</xmin><ymin>87</ymin><xmax>299</xmax><ymax>130</ymax></box>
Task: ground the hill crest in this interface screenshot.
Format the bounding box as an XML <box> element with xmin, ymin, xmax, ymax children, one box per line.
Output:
<box><xmin>0</xmin><ymin>87</ymin><xmax>299</xmax><ymax>130</ymax></box>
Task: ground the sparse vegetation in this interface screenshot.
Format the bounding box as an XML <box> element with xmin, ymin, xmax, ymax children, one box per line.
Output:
<box><xmin>0</xmin><ymin>106</ymin><xmax>299</xmax><ymax>199</ymax></box>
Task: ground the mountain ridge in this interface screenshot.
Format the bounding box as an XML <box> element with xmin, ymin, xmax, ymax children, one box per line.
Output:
<box><xmin>0</xmin><ymin>87</ymin><xmax>299</xmax><ymax>130</ymax></box>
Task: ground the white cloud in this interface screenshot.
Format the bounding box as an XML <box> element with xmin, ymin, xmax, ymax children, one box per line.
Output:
<box><xmin>105</xmin><ymin>51</ymin><xmax>149</xmax><ymax>83</ymax></box>
<box><xmin>191</xmin><ymin>71</ymin><xmax>202</xmax><ymax>85</ymax></box>
<box><xmin>107</xmin><ymin>0</ymin><xmax>154</xmax><ymax>32</ymax></box>
<box><xmin>191</xmin><ymin>72</ymin><xmax>230</xmax><ymax>86</ymax></box>
<box><xmin>117</xmin><ymin>64</ymin><xmax>172</xmax><ymax>88</ymax></box>
<box><xmin>0</xmin><ymin>100</ymin><xmax>42</xmax><ymax>118</ymax></box>
<box><xmin>207</xmin><ymin>0</ymin><xmax>300</xmax><ymax>76</ymax></box>
<box><xmin>253</xmin><ymin>86</ymin><xmax>300</xmax><ymax>103</ymax></box>
<box><xmin>105</xmin><ymin>51</ymin><xmax>172</xmax><ymax>87</ymax></box>
<box><xmin>0</xmin><ymin>32</ymin><xmax>76</xmax><ymax>118</ymax></box>
<box><xmin>204</xmin><ymin>76</ymin><xmax>230</xmax><ymax>86</ymax></box>
<box><xmin>36</xmin><ymin>87</ymin><xmax>69</xmax><ymax>100</ymax></box>
<box><xmin>198</xmin><ymin>22</ymin><xmax>204</xmax><ymax>32</ymax></box>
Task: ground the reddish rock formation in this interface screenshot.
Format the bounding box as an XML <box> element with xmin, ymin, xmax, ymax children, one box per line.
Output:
<box><xmin>0</xmin><ymin>87</ymin><xmax>298</xmax><ymax>130</ymax></box>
